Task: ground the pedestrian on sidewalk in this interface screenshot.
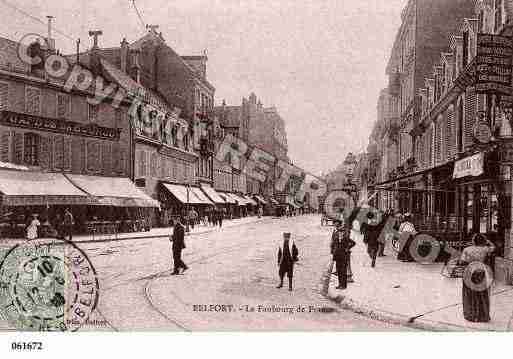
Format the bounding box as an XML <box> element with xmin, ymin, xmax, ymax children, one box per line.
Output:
<box><xmin>277</xmin><ymin>232</ymin><xmax>299</xmax><ymax>291</ymax></box>
<box><xmin>26</xmin><ymin>214</ymin><xmax>40</xmax><ymax>240</ymax></box>
<box><xmin>331</xmin><ymin>220</ymin><xmax>355</xmax><ymax>289</ymax></box>
<box><xmin>397</xmin><ymin>213</ymin><xmax>416</xmax><ymax>262</ymax></box>
<box><xmin>218</xmin><ymin>209</ymin><xmax>223</xmax><ymax>228</ymax></box>
<box><xmin>460</xmin><ymin>233</ymin><xmax>495</xmax><ymax>323</ymax></box>
<box><xmin>361</xmin><ymin>211</ymin><xmax>386</xmax><ymax>268</ymax></box>
<box><xmin>62</xmin><ymin>208</ymin><xmax>74</xmax><ymax>241</ymax></box>
<box><xmin>170</xmin><ymin>217</ymin><xmax>188</xmax><ymax>275</ymax></box>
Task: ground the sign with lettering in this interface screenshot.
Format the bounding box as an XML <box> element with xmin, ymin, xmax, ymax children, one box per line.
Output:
<box><xmin>473</xmin><ymin>113</ymin><xmax>492</xmax><ymax>144</ymax></box>
<box><xmin>0</xmin><ymin>110</ymin><xmax>121</xmax><ymax>141</ymax></box>
<box><xmin>476</xmin><ymin>34</ymin><xmax>513</xmax><ymax>95</ymax></box>
<box><xmin>453</xmin><ymin>152</ymin><xmax>485</xmax><ymax>179</ymax></box>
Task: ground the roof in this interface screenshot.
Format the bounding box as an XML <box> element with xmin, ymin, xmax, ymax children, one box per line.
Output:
<box><xmin>214</xmin><ymin>106</ymin><xmax>242</xmax><ymax>128</ymax></box>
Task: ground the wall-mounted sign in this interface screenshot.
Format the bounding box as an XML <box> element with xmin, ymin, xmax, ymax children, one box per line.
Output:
<box><xmin>453</xmin><ymin>152</ymin><xmax>485</xmax><ymax>179</ymax></box>
<box><xmin>500</xmin><ymin>165</ymin><xmax>511</xmax><ymax>181</ymax></box>
<box><xmin>500</xmin><ymin>141</ymin><xmax>513</xmax><ymax>162</ymax></box>
<box><xmin>473</xmin><ymin>113</ymin><xmax>492</xmax><ymax>144</ymax></box>
<box><xmin>0</xmin><ymin>110</ymin><xmax>121</xmax><ymax>141</ymax></box>
<box><xmin>476</xmin><ymin>34</ymin><xmax>513</xmax><ymax>95</ymax></box>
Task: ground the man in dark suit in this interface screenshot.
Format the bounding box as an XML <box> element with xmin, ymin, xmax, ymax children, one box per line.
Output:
<box><xmin>277</xmin><ymin>232</ymin><xmax>299</xmax><ymax>291</ymax></box>
<box><xmin>170</xmin><ymin>217</ymin><xmax>188</xmax><ymax>275</ymax></box>
<box><xmin>331</xmin><ymin>220</ymin><xmax>356</xmax><ymax>289</ymax></box>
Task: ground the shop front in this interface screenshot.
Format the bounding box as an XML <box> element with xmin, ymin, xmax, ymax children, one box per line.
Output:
<box><xmin>0</xmin><ymin>168</ymin><xmax>160</xmax><ymax>238</ymax></box>
<box><xmin>160</xmin><ymin>182</ymin><xmax>214</xmax><ymax>225</ymax></box>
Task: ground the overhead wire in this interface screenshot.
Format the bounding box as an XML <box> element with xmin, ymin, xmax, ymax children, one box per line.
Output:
<box><xmin>0</xmin><ymin>0</ymin><xmax>75</xmax><ymax>41</ymax></box>
<box><xmin>130</xmin><ymin>0</ymin><xmax>147</xmax><ymax>31</ymax></box>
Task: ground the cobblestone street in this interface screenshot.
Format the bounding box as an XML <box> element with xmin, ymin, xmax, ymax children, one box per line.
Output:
<box><xmin>76</xmin><ymin>215</ymin><xmax>411</xmax><ymax>331</ymax></box>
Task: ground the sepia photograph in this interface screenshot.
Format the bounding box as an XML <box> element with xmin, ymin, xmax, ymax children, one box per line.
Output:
<box><xmin>0</xmin><ymin>0</ymin><xmax>512</xmax><ymax>356</ymax></box>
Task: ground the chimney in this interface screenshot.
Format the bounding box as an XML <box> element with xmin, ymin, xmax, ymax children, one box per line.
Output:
<box><xmin>130</xmin><ymin>49</ymin><xmax>141</xmax><ymax>84</ymax></box>
<box><xmin>120</xmin><ymin>38</ymin><xmax>129</xmax><ymax>74</ymax></box>
<box><xmin>46</xmin><ymin>16</ymin><xmax>56</xmax><ymax>52</ymax></box>
<box><xmin>88</xmin><ymin>30</ymin><xmax>103</xmax><ymax>74</ymax></box>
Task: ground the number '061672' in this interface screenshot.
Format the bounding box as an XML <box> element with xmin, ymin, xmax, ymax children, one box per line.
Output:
<box><xmin>11</xmin><ymin>342</ymin><xmax>43</xmax><ymax>351</ymax></box>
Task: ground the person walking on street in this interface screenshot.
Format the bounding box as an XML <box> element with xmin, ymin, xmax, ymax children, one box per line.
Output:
<box><xmin>460</xmin><ymin>233</ymin><xmax>495</xmax><ymax>322</ymax></box>
<box><xmin>331</xmin><ymin>220</ymin><xmax>356</xmax><ymax>289</ymax></box>
<box><xmin>277</xmin><ymin>232</ymin><xmax>299</xmax><ymax>291</ymax></box>
<box><xmin>170</xmin><ymin>217</ymin><xmax>188</xmax><ymax>275</ymax></box>
<box><xmin>63</xmin><ymin>208</ymin><xmax>74</xmax><ymax>241</ymax></box>
<box><xmin>397</xmin><ymin>213</ymin><xmax>416</xmax><ymax>262</ymax></box>
<box><xmin>361</xmin><ymin>211</ymin><xmax>386</xmax><ymax>267</ymax></box>
<box><xmin>218</xmin><ymin>209</ymin><xmax>223</xmax><ymax>228</ymax></box>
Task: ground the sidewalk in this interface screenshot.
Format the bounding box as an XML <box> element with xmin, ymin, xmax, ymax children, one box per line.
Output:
<box><xmin>326</xmin><ymin>231</ymin><xmax>513</xmax><ymax>331</ymax></box>
<box><xmin>1</xmin><ymin>216</ymin><xmax>268</xmax><ymax>245</ymax></box>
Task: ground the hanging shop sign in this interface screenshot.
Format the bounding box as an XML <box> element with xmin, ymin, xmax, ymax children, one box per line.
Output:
<box><xmin>0</xmin><ymin>110</ymin><xmax>121</xmax><ymax>141</ymax></box>
<box><xmin>500</xmin><ymin>165</ymin><xmax>512</xmax><ymax>181</ymax></box>
<box><xmin>453</xmin><ymin>152</ymin><xmax>485</xmax><ymax>179</ymax></box>
<box><xmin>499</xmin><ymin>141</ymin><xmax>513</xmax><ymax>162</ymax></box>
<box><xmin>475</xmin><ymin>34</ymin><xmax>513</xmax><ymax>95</ymax></box>
<box><xmin>473</xmin><ymin>113</ymin><xmax>492</xmax><ymax>144</ymax></box>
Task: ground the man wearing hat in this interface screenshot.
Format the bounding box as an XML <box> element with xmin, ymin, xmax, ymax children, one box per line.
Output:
<box><xmin>331</xmin><ymin>220</ymin><xmax>356</xmax><ymax>289</ymax></box>
<box><xmin>277</xmin><ymin>232</ymin><xmax>299</xmax><ymax>291</ymax></box>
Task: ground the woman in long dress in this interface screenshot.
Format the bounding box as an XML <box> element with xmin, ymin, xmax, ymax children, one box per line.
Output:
<box><xmin>26</xmin><ymin>214</ymin><xmax>40</xmax><ymax>240</ymax></box>
<box><xmin>460</xmin><ymin>233</ymin><xmax>495</xmax><ymax>322</ymax></box>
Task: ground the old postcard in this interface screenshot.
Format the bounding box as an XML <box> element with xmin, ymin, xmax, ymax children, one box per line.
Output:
<box><xmin>0</xmin><ymin>0</ymin><xmax>511</xmax><ymax>343</ymax></box>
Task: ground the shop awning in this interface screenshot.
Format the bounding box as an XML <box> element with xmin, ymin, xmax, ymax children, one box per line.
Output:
<box><xmin>242</xmin><ymin>195</ymin><xmax>257</xmax><ymax>206</ymax></box>
<box><xmin>219</xmin><ymin>192</ymin><xmax>237</xmax><ymax>204</ymax></box>
<box><xmin>231</xmin><ymin>193</ymin><xmax>250</xmax><ymax>205</ymax></box>
<box><xmin>66</xmin><ymin>174</ymin><xmax>160</xmax><ymax>208</ymax></box>
<box><xmin>253</xmin><ymin>195</ymin><xmax>267</xmax><ymax>204</ymax></box>
<box><xmin>0</xmin><ymin>169</ymin><xmax>93</xmax><ymax>206</ymax></box>
<box><xmin>200</xmin><ymin>184</ymin><xmax>226</xmax><ymax>204</ymax></box>
<box><xmin>269</xmin><ymin>198</ymin><xmax>279</xmax><ymax>205</ymax></box>
<box><xmin>189</xmin><ymin>187</ymin><xmax>214</xmax><ymax>205</ymax></box>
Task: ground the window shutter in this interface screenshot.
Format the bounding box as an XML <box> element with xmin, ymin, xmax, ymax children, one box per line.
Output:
<box><xmin>0</xmin><ymin>130</ymin><xmax>11</xmax><ymax>162</ymax></box>
<box><xmin>0</xmin><ymin>83</ymin><xmax>8</xmax><ymax>110</ymax></box>
<box><xmin>57</xmin><ymin>94</ymin><xmax>70</xmax><ymax>118</ymax></box>
<box><xmin>464</xmin><ymin>88</ymin><xmax>476</xmax><ymax>149</ymax></box>
<box><xmin>102</xmin><ymin>142</ymin><xmax>112</xmax><ymax>175</ymax></box>
<box><xmin>63</xmin><ymin>138</ymin><xmax>72</xmax><ymax>170</ymax></box>
<box><xmin>25</xmin><ymin>87</ymin><xmax>41</xmax><ymax>115</ymax></box>
<box><xmin>12</xmin><ymin>132</ymin><xmax>23</xmax><ymax>164</ymax></box>
<box><xmin>86</xmin><ymin>140</ymin><xmax>100</xmax><ymax>173</ymax></box>
<box><xmin>72</xmin><ymin>138</ymin><xmax>85</xmax><ymax>173</ymax></box>
<box><xmin>446</xmin><ymin>107</ymin><xmax>455</xmax><ymax>159</ymax></box>
<box><xmin>39</xmin><ymin>136</ymin><xmax>51</xmax><ymax>169</ymax></box>
<box><xmin>53</xmin><ymin>136</ymin><xmax>64</xmax><ymax>170</ymax></box>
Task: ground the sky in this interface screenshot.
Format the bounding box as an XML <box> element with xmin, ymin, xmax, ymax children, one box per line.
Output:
<box><xmin>0</xmin><ymin>0</ymin><xmax>407</xmax><ymax>176</ymax></box>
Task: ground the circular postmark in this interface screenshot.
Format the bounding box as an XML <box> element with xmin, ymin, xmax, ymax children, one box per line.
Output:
<box><xmin>0</xmin><ymin>238</ymin><xmax>99</xmax><ymax>331</ymax></box>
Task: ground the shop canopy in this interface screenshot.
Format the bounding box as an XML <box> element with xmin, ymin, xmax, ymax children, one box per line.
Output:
<box><xmin>253</xmin><ymin>195</ymin><xmax>267</xmax><ymax>205</ymax></box>
<box><xmin>65</xmin><ymin>174</ymin><xmax>160</xmax><ymax>208</ymax></box>
<box><xmin>231</xmin><ymin>193</ymin><xmax>250</xmax><ymax>205</ymax></box>
<box><xmin>218</xmin><ymin>192</ymin><xmax>237</xmax><ymax>204</ymax></box>
<box><xmin>269</xmin><ymin>198</ymin><xmax>279</xmax><ymax>205</ymax></box>
<box><xmin>242</xmin><ymin>195</ymin><xmax>258</xmax><ymax>206</ymax></box>
<box><xmin>200</xmin><ymin>184</ymin><xmax>226</xmax><ymax>204</ymax></box>
<box><xmin>189</xmin><ymin>187</ymin><xmax>214</xmax><ymax>205</ymax></box>
<box><xmin>161</xmin><ymin>183</ymin><xmax>210</xmax><ymax>205</ymax></box>
<box><xmin>0</xmin><ymin>169</ymin><xmax>93</xmax><ymax>206</ymax></box>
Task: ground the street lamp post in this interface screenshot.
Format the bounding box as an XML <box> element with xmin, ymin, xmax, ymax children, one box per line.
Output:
<box><xmin>186</xmin><ymin>183</ymin><xmax>190</xmax><ymax>233</ymax></box>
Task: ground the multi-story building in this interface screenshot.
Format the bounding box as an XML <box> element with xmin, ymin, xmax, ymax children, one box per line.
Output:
<box><xmin>70</xmin><ymin>28</ymin><xmax>218</xmax><ymax>224</ymax></box>
<box><xmin>0</xmin><ymin>32</ymin><xmax>159</xmax><ymax>234</ymax></box>
<box><xmin>362</xmin><ymin>0</ymin><xmax>513</xmax><ymax>282</ymax></box>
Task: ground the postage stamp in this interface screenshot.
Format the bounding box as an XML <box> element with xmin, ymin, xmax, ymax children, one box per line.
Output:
<box><xmin>0</xmin><ymin>239</ymin><xmax>99</xmax><ymax>332</ymax></box>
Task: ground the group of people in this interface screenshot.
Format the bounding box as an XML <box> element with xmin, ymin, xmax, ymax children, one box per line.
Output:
<box><xmin>18</xmin><ymin>208</ymin><xmax>75</xmax><ymax>241</ymax></box>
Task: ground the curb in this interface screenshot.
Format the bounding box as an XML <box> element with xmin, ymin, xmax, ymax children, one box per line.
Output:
<box><xmin>321</xmin><ymin>262</ymin><xmax>500</xmax><ymax>332</ymax></box>
<box><xmin>2</xmin><ymin>218</ymin><xmax>271</xmax><ymax>246</ymax></box>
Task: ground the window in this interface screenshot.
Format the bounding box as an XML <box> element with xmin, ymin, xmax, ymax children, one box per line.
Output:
<box><xmin>457</xmin><ymin>100</ymin><xmax>464</xmax><ymax>152</ymax></box>
<box><xmin>0</xmin><ymin>82</ymin><xmax>8</xmax><ymax>110</ymax></box>
<box><xmin>88</xmin><ymin>103</ymin><xmax>98</xmax><ymax>122</ymax></box>
<box><xmin>479</xmin><ymin>10</ymin><xmax>484</xmax><ymax>33</ymax></box>
<box><xmin>23</xmin><ymin>132</ymin><xmax>39</xmax><ymax>165</ymax></box>
<box><xmin>57</xmin><ymin>94</ymin><xmax>70</xmax><ymax>118</ymax></box>
<box><xmin>25</xmin><ymin>86</ymin><xmax>41</xmax><ymax>115</ymax></box>
<box><xmin>495</xmin><ymin>0</ymin><xmax>503</xmax><ymax>32</ymax></box>
<box><xmin>462</xmin><ymin>31</ymin><xmax>469</xmax><ymax>68</ymax></box>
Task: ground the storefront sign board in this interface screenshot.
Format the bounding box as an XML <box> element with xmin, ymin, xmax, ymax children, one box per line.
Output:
<box><xmin>453</xmin><ymin>152</ymin><xmax>485</xmax><ymax>179</ymax></box>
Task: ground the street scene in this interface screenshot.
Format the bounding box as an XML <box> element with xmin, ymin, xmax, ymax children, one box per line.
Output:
<box><xmin>1</xmin><ymin>0</ymin><xmax>513</xmax><ymax>339</ymax></box>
